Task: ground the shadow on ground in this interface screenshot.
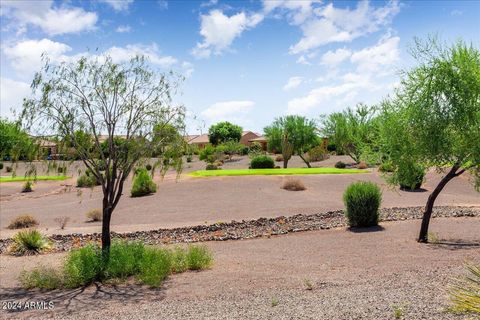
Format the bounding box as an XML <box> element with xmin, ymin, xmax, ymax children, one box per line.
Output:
<box><xmin>0</xmin><ymin>281</ymin><xmax>167</xmax><ymax>317</ymax></box>
<box><xmin>348</xmin><ymin>225</ymin><xmax>385</xmax><ymax>233</ymax></box>
<box><xmin>427</xmin><ymin>239</ymin><xmax>480</xmax><ymax>251</ymax></box>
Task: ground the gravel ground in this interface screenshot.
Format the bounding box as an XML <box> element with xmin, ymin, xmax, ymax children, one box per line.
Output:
<box><xmin>1</xmin><ymin>206</ymin><xmax>478</xmax><ymax>254</ymax></box>
<box><xmin>1</xmin><ymin>217</ymin><xmax>479</xmax><ymax>320</ymax></box>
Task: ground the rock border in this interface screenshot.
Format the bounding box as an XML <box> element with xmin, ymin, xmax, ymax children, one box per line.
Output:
<box><xmin>1</xmin><ymin>206</ymin><xmax>479</xmax><ymax>255</ymax></box>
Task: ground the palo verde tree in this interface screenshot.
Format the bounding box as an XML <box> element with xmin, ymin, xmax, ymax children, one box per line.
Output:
<box><xmin>264</xmin><ymin>115</ymin><xmax>318</xmax><ymax>168</ymax></box>
<box><xmin>22</xmin><ymin>55</ymin><xmax>185</xmax><ymax>257</ymax></box>
<box><xmin>208</xmin><ymin>121</ymin><xmax>242</xmax><ymax>145</ymax></box>
<box><xmin>321</xmin><ymin>103</ymin><xmax>379</xmax><ymax>164</ymax></box>
<box><xmin>380</xmin><ymin>37</ymin><xmax>480</xmax><ymax>242</ymax></box>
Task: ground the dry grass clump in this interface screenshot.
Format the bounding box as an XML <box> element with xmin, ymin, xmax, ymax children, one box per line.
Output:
<box><xmin>275</xmin><ymin>154</ymin><xmax>284</xmax><ymax>162</ymax></box>
<box><xmin>281</xmin><ymin>178</ymin><xmax>306</xmax><ymax>191</ymax></box>
<box><xmin>86</xmin><ymin>209</ymin><xmax>102</xmax><ymax>222</ymax></box>
<box><xmin>357</xmin><ymin>161</ymin><xmax>368</xmax><ymax>169</ymax></box>
<box><xmin>8</xmin><ymin>214</ymin><xmax>39</xmax><ymax>229</ymax></box>
<box><xmin>55</xmin><ymin>216</ymin><xmax>70</xmax><ymax>230</ymax></box>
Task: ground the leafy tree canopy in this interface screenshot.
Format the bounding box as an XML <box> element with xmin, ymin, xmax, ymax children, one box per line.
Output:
<box><xmin>208</xmin><ymin>121</ymin><xmax>242</xmax><ymax>145</ymax></box>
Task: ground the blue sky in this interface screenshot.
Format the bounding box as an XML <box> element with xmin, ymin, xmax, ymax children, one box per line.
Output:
<box><xmin>1</xmin><ymin>0</ymin><xmax>479</xmax><ymax>134</ymax></box>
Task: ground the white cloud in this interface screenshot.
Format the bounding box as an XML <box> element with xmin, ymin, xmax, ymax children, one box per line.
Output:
<box><xmin>289</xmin><ymin>0</ymin><xmax>400</xmax><ymax>54</ymax></box>
<box><xmin>3</xmin><ymin>39</ymin><xmax>73</xmax><ymax>75</ymax></box>
<box><xmin>450</xmin><ymin>9</ymin><xmax>462</xmax><ymax>16</ymax></box>
<box><xmin>0</xmin><ymin>77</ymin><xmax>31</xmax><ymax>119</ymax></box>
<box><xmin>104</xmin><ymin>44</ymin><xmax>178</xmax><ymax>67</ymax></box>
<box><xmin>320</xmin><ymin>48</ymin><xmax>351</xmax><ymax>66</ymax></box>
<box><xmin>182</xmin><ymin>61</ymin><xmax>195</xmax><ymax>78</ymax></box>
<box><xmin>99</xmin><ymin>0</ymin><xmax>134</xmax><ymax>12</ymax></box>
<box><xmin>201</xmin><ymin>100</ymin><xmax>254</xmax><ymax>125</ymax></box>
<box><xmin>283</xmin><ymin>76</ymin><xmax>303</xmax><ymax>91</ymax></box>
<box><xmin>287</xmin><ymin>34</ymin><xmax>400</xmax><ymax>115</ymax></box>
<box><xmin>263</xmin><ymin>0</ymin><xmax>319</xmax><ymax>25</ymax></box>
<box><xmin>192</xmin><ymin>10</ymin><xmax>263</xmax><ymax>58</ymax></box>
<box><xmin>116</xmin><ymin>25</ymin><xmax>132</xmax><ymax>33</ymax></box>
<box><xmin>1</xmin><ymin>0</ymin><xmax>98</xmax><ymax>36</ymax></box>
<box><xmin>350</xmin><ymin>35</ymin><xmax>400</xmax><ymax>73</ymax></box>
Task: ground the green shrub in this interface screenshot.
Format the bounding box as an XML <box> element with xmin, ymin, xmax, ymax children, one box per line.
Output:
<box><xmin>103</xmin><ymin>241</ymin><xmax>145</xmax><ymax>279</ymax></box>
<box><xmin>9</xmin><ymin>229</ymin><xmax>51</xmax><ymax>255</ymax></box>
<box><xmin>20</xmin><ymin>266</ymin><xmax>63</xmax><ymax>290</ymax></box>
<box><xmin>63</xmin><ymin>244</ymin><xmax>102</xmax><ymax>288</ymax></box>
<box><xmin>0</xmin><ymin>162</ymin><xmax>3</xmax><ymax>169</ymax></box>
<box><xmin>327</xmin><ymin>143</ymin><xmax>336</xmax><ymax>152</ymax></box>
<box><xmin>308</xmin><ymin>145</ymin><xmax>329</xmax><ymax>162</ymax></box>
<box><xmin>131</xmin><ymin>168</ymin><xmax>156</xmax><ymax>197</ymax></box>
<box><xmin>206</xmin><ymin>163</ymin><xmax>218</xmax><ymax>170</ymax></box>
<box><xmin>335</xmin><ymin>161</ymin><xmax>346</xmax><ymax>169</ymax></box>
<box><xmin>395</xmin><ymin>162</ymin><xmax>425</xmax><ymax>190</ymax></box>
<box><xmin>186</xmin><ymin>155</ymin><xmax>192</xmax><ymax>162</ymax></box>
<box><xmin>250</xmin><ymin>155</ymin><xmax>274</xmax><ymax>169</ymax></box>
<box><xmin>137</xmin><ymin>247</ymin><xmax>172</xmax><ymax>287</ymax></box>
<box><xmin>8</xmin><ymin>214</ymin><xmax>38</xmax><ymax>229</ymax></box>
<box><xmin>449</xmin><ymin>264</ymin><xmax>480</xmax><ymax>314</ymax></box>
<box><xmin>145</xmin><ymin>164</ymin><xmax>152</xmax><ymax>171</ymax></box>
<box><xmin>57</xmin><ymin>166</ymin><xmax>65</xmax><ymax>173</ymax></box>
<box><xmin>186</xmin><ymin>245</ymin><xmax>213</xmax><ymax>270</ymax></box>
<box><xmin>171</xmin><ymin>246</ymin><xmax>188</xmax><ymax>273</ymax></box>
<box><xmin>77</xmin><ymin>173</ymin><xmax>100</xmax><ymax>188</ymax></box>
<box><xmin>22</xmin><ymin>180</ymin><xmax>33</xmax><ymax>193</ymax></box>
<box><xmin>378</xmin><ymin>161</ymin><xmax>394</xmax><ymax>173</ymax></box>
<box><xmin>343</xmin><ymin>181</ymin><xmax>382</xmax><ymax>228</ymax></box>
<box><xmin>199</xmin><ymin>144</ymin><xmax>216</xmax><ymax>163</ymax></box>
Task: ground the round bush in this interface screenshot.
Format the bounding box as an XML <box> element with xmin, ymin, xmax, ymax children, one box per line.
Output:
<box><xmin>131</xmin><ymin>168</ymin><xmax>156</xmax><ymax>197</ymax></box>
<box><xmin>0</xmin><ymin>162</ymin><xmax>3</xmax><ymax>170</ymax></box>
<box><xmin>145</xmin><ymin>164</ymin><xmax>152</xmax><ymax>171</ymax></box>
<box><xmin>335</xmin><ymin>161</ymin><xmax>346</xmax><ymax>169</ymax></box>
<box><xmin>343</xmin><ymin>181</ymin><xmax>382</xmax><ymax>228</ymax></box>
<box><xmin>396</xmin><ymin>163</ymin><xmax>425</xmax><ymax>190</ymax></box>
<box><xmin>250</xmin><ymin>155</ymin><xmax>274</xmax><ymax>169</ymax></box>
<box><xmin>77</xmin><ymin>173</ymin><xmax>100</xmax><ymax>188</ymax></box>
<box><xmin>378</xmin><ymin>161</ymin><xmax>394</xmax><ymax>173</ymax></box>
<box><xmin>206</xmin><ymin>164</ymin><xmax>218</xmax><ymax>170</ymax></box>
<box><xmin>275</xmin><ymin>154</ymin><xmax>284</xmax><ymax>162</ymax></box>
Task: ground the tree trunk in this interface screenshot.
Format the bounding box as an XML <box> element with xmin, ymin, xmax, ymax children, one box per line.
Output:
<box><xmin>298</xmin><ymin>154</ymin><xmax>311</xmax><ymax>168</ymax></box>
<box><xmin>417</xmin><ymin>165</ymin><xmax>460</xmax><ymax>243</ymax></box>
<box><xmin>101</xmin><ymin>197</ymin><xmax>112</xmax><ymax>261</ymax></box>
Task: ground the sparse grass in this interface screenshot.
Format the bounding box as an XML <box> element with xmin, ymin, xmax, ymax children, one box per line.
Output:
<box><xmin>9</xmin><ymin>229</ymin><xmax>51</xmax><ymax>255</ymax></box>
<box><xmin>8</xmin><ymin>214</ymin><xmax>39</xmax><ymax>229</ymax></box>
<box><xmin>303</xmin><ymin>278</ymin><xmax>313</xmax><ymax>290</ymax></box>
<box><xmin>86</xmin><ymin>209</ymin><xmax>102</xmax><ymax>222</ymax></box>
<box><xmin>427</xmin><ymin>232</ymin><xmax>439</xmax><ymax>244</ymax></box>
<box><xmin>449</xmin><ymin>264</ymin><xmax>480</xmax><ymax>315</ymax></box>
<box><xmin>21</xmin><ymin>241</ymin><xmax>213</xmax><ymax>290</ymax></box>
<box><xmin>22</xmin><ymin>180</ymin><xmax>33</xmax><ymax>192</ymax></box>
<box><xmin>190</xmin><ymin>167</ymin><xmax>368</xmax><ymax>177</ymax></box>
<box><xmin>281</xmin><ymin>178</ymin><xmax>306</xmax><ymax>191</ymax></box>
<box><xmin>0</xmin><ymin>175</ymin><xmax>69</xmax><ymax>183</ymax></box>
<box><xmin>391</xmin><ymin>304</ymin><xmax>404</xmax><ymax>319</ymax></box>
<box><xmin>54</xmin><ymin>216</ymin><xmax>70</xmax><ymax>230</ymax></box>
<box><xmin>271</xmin><ymin>297</ymin><xmax>279</xmax><ymax>307</ymax></box>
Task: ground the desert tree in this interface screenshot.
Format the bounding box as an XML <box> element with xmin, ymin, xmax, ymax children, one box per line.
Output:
<box><xmin>380</xmin><ymin>37</ymin><xmax>480</xmax><ymax>242</ymax></box>
<box><xmin>21</xmin><ymin>55</ymin><xmax>185</xmax><ymax>257</ymax></box>
<box><xmin>321</xmin><ymin>103</ymin><xmax>379</xmax><ymax>164</ymax></box>
<box><xmin>208</xmin><ymin>121</ymin><xmax>242</xmax><ymax>145</ymax></box>
<box><xmin>264</xmin><ymin>115</ymin><xmax>318</xmax><ymax>168</ymax></box>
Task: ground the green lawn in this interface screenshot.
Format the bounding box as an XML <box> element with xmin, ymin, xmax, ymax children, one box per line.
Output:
<box><xmin>0</xmin><ymin>175</ymin><xmax>70</xmax><ymax>183</ymax></box>
<box><xmin>189</xmin><ymin>167</ymin><xmax>369</xmax><ymax>177</ymax></box>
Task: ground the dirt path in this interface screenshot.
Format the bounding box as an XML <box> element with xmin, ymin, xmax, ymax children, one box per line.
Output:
<box><xmin>1</xmin><ymin>217</ymin><xmax>479</xmax><ymax>319</ymax></box>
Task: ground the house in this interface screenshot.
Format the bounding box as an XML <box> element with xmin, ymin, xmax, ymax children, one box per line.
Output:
<box><xmin>185</xmin><ymin>131</ymin><xmax>264</xmax><ymax>149</ymax></box>
<box><xmin>248</xmin><ymin>136</ymin><xmax>268</xmax><ymax>151</ymax></box>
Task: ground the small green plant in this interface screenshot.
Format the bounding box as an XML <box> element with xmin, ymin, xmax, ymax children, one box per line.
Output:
<box><xmin>308</xmin><ymin>145</ymin><xmax>329</xmax><ymax>162</ymax></box>
<box><xmin>103</xmin><ymin>241</ymin><xmax>145</xmax><ymax>279</ymax></box>
<box><xmin>303</xmin><ymin>278</ymin><xmax>313</xmax><ymax>290</ymax></box>
<box><xmin>391</xmin><ymin>161</ymin><xmax>425</xmax><ymax>190</ymax></box>
<box><xmin>20</xmin><ymin>266</ymin><xmax>63</xmax><ymax>290</ymax></box>
<box><xmin>449</xmin><ymin>264</ymin><xmax>480</xmax><ymax>315</ymax></box>
<box><xmin>186</xmin><ymin>245</ymin><xmax>213</xmax><ymax>270</ymax></box>
<box><xmin>63</xmin><ymin>244</ymin><xmax>102</xmax><ymax>288</ymax></box>
<box><xmin>427</xmin><ymin>232</ymin><xmax>439</xmax><ymax>244</ymax></box>
<box><xmin>22</xmin><ymin>180</ymin><xmax>33</xmax><ymax>192</ymax></box>
<box><xmin>131</xmin><ymin>168</ymin><xmax>156</xmax><ymax>197</ymax></box>
<box><xmin>8</xmin><ymin>214</ymin><xmax>38</xmax><ymax>229</ymax></box>
<box><xmin>137</xmin><ymin>247</ymin><xmax>173</xmax><ymax>287</ymax></box>
<box><xmin>271</xmin><ymin>297</ymin><xmax>279</xmax><ymax>307</ymax></box>
<box><xmin>206</xmin><ymin>163</ymin><xmax>218</xmax><ymax>170</ymax></box>
<box><xmin>250</xmin><ymin>155</ymin><xmax>274</xmax><ymax>169</ymax></box>
<box><xmin>186</xmin><ymin>155</ymin><xmax>192</xmax><ymax>162</ymax></box>
<box><xmin>335</xmin><ymin>161</ymin><xmax>346</xmax><ymax>169</ymax></box>
<box><xmin>86</xmin><ymin>209</ymin><xmax>102</xmax><ymax>222</ymax></box>
<box><xmin>391</xmin><ymin>304</ymin><xmax>404</xmax><ymax>319</ymax></box>
<box><xmin>343</xmin><ymin>181</ymin><xmax>382</xmax><ymax>228</ymax></box>
<box><xmin>9</xmin><ymin>229</ymin><xmax>51</xmax><ymax>255</ymax></box>
<box><xmin>199</xmin><ymin>144</ymin><xmax>217</xmax><ymax>163</ymax></box>
<box><xmin>77</xmin><ymin>173</ymin><xmax>100</xmax><ymax>188</ymax></box>
<box><xmin>378</xmin><ymin>161</ymin><xmax>394</xmax><ymax>173</ymax></box>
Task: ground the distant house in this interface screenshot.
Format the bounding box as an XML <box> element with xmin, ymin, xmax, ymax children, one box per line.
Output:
<box><xmin>37</xmin><ymin>139</ymin><xmax>58</xmax><ymax>158</ymax></box>
<box><xmin>248</xmin><ymin>135</ymin><xmax>268</xmax><ymax>151</ymax></box>
<box><xmin>185</xmin><ymin>131</ymin><xmax>264</xmax><ymax>149</ymax></box>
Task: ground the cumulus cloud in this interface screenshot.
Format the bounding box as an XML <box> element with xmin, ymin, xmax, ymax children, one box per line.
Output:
<box><xmin>104</xmin><ymin>44</ymin><xmax>178</xmax><ymax>67</ymax></box>
<box><xmin>286</xmin><ymin>0</ymin><xmax>400</xmax><ymax>54</ymax></box>
<box><xmin>287</xmin><ymin>34</ymin><xmax>400</xmax><ymax>115</ymax></box>
<box><xmin>99</xmin><ymin>0</ymin><xmax>134</xmax><ymax>12</ymax></box>
<box><xmin>0</xmin><ymin>0</ymin><xmax>98</xmax><ymax>36</ymax></box>
<box><xmin>201</xmin><ymin>100</ymin><xmax>254</xmax><ymax>126</ymax></box>
<box><xmin>192</xmin><ymin>10</ymin><xmax>263</xmax><ymax>58</ymax></box>
<box><xmin>0</xmin><ymin>77</ymin><xmax>31</xmax><ymax>119</ymax></box>
<box><xmin>320</xmin><ymin>48</ymin><xmax>352</xmax><ymax>66</ymax></box>
<box><xmin>283</xmin><ymin>76</ymin><xmax>304</xmax><ymax>91</ymax></box>
<box><xmin>263</xmin><ymin>0</ymin><xmax>319</xmax><ymax>25</ymax></box>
